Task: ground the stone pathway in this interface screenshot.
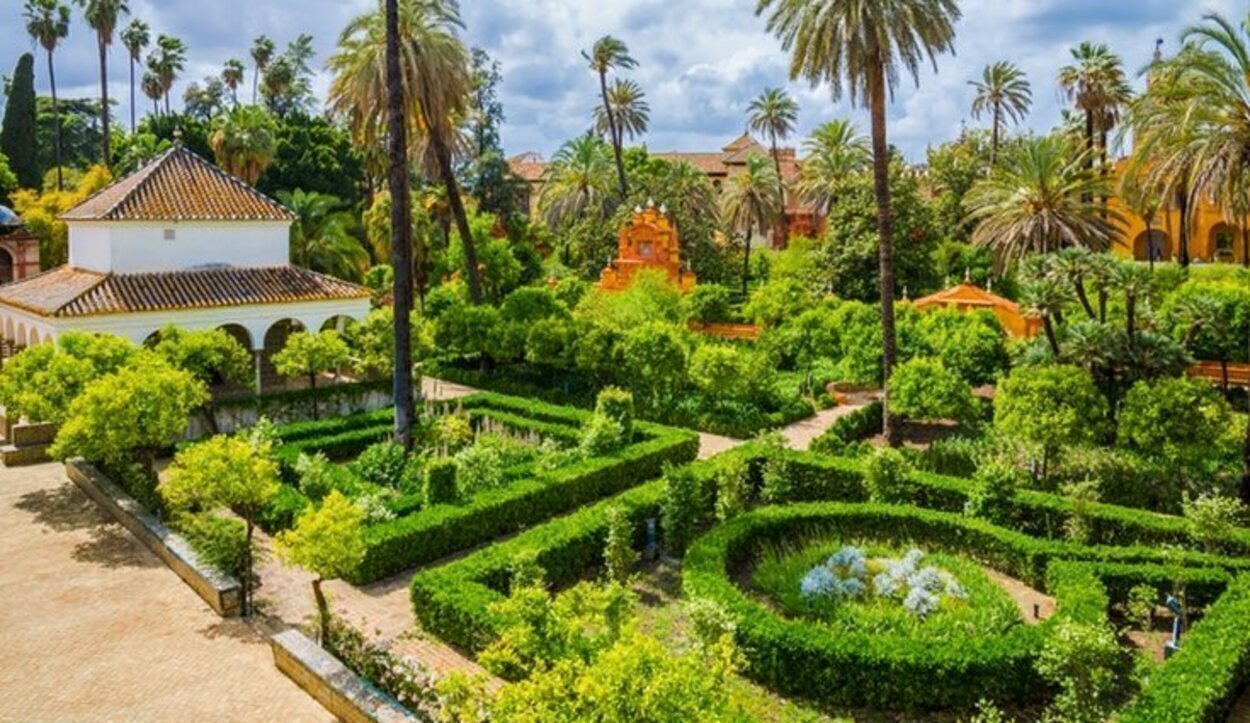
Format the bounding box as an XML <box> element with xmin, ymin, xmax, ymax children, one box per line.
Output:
<box><xmin>0</xmin><ymin>462</ymin><xmax>331</xmax><ymax>722</ymax></box>
<box><xmin>779</xmin><ymin>392</ymin><xmax>879</xmax><ymax>451</ymax></box>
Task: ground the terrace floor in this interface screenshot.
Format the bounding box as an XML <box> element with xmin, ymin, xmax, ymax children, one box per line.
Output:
<box><xmin>0</xmin><ymin>461</ymin><xmax>332</xmax><ymax>722</ymax></box>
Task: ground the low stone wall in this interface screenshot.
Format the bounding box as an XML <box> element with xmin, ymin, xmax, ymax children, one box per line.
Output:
<box><xmin>64</xmin><ymin>459</ymin><xmax>242</xmax><ymax>617</ymax></box>
<box><xmin>0</xmin><ymin>419</ymin><xmax>57</xmax><ymax>467</ymax></box>
<box><xmin>270</xmin><ymin>629</ymin><xmax>415</xmax><ymax>723</ymax></box>
<box><xmin>11</xmin><ymin>420</ymin><xmax>56</xmax><ymax>446</ymax></box>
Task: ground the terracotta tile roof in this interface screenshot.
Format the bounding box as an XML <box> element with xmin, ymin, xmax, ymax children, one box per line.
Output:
<box><xmin>507</xmin><ymin>153</ymin><xmax>547</xmax><ymax>183</ymax></box>
<box><xmin>0</xmin><ymin>265</ymin><xmax>368</xmax><ymax>318</ymax></box>
<box><xmin>61</xmin><ymin>146</ymin><xmax>295</xmax><ymax>222</ymax></box>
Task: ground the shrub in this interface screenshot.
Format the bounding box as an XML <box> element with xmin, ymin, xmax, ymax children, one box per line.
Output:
<box><xmin>810</xmin><ymin>401</ymin><xmax>883</xmax><ymax>455</ymax></box>
<box><xmin>351</xmin><ymin>441</ymin><xmax>409</xmax><ymax>488</ymax></box>
<box><xmin>578</xmin><ymin>413</ymin><xmax>625</xmax><ymax>457</ymax></box>
<box><xmin>662</xmin><ymin>464</ymin><xmax>706</xmax><ymax>557</ymax></box>
<box><xmin>432</xmin><ymin>414</ymin><xmax>473</xmax><ymax>453</ymax></box>
<box><xmin>593</xmin><ymin>386</ymin><xmax>634</xmax><ymax>438</ymax></box>
<box><xmin>176</xmin><ymin>512</ymin><xmax>248</xmax><ymax>578</ymax></box>
<box><xmin>424</xmin><ymin>458</ymin><xmax>459</xmax><ymax>506</ymax></box>
<box><xmin>994</xmin><ymin>364</ymin><xmax>1107</xmax><ymax>479</ymax></box>
<box><xmin>864</xmin><ymin>448</ymin><xmax>914</xmax><ymax>504</ymax></box>
<box><xmin>685</xmin><ymin>283</ymin><xmax>735</xmax><ymax>324</ymax></box>
<box><xmin>688</xmin><ymin>345</ymin><xmax>749</xmax><ymax>400</ymax></box>
<box><xmin>603</xmin><ymin>505</ymin><xmax>638</xmax><ymax>583</ymax></box>
<box><xmin>1035</xmin><ymin>620</ymin><xmax>1121</xmax><ymax>723</ymax></box>
<box><xmin>888</xmin><ymin>356</ymin><xmax>978</xmax><ymax>425</ymax></box>
<box><xmin>324</xmin><ymin>615</ymin><xmax>436</xmax><ymax>714</ymax></box>
<box><xmin>964</xmin><ymin>462</ymin><xmax>1020</xmax><ymax>526</ymax></box>
<box><xmin>454</xmin><ymin>440</ymin><xmax>507</xmax><ymax>496</ymax></box>
<box><xmin>1184</xmin><ymin>494</ymin><xmax>1248</xmax><ymax>554</ymax></box>
<box><xmin>714</xmin><ymin>454</ymin><xmax>753</xmax><ymax>521</ymax></box>
<box><xmin>1125</xmin><ymin>583</ymin><xmax>1156</xmax><ymax>630</ymax></box>
<box><xmin>1061</xmin><ymin>479</ymin><xmax>1101</xmax><ymax>544</ymax></box>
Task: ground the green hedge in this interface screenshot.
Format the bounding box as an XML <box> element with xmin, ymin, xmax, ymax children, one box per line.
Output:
<box><xmin>809</xmin><ymin>400</ymin><xmax>883</xmax><ymax>454</ymax></box>
<box><xmin>680</xmin><ymin>502</ymin><xmax>1250</xmax><ymax>712</ymax></box>
<box><xmin>355</xmin><ymin>422</ymin><xmax>696</xmax><ymax>583</ymax></box>
<box><xmin>1119</xmin><ymin>574</ymin><xmax>1250</xmax><ymax>723</ymax></box>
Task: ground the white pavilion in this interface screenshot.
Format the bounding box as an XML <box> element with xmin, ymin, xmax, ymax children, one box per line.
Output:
<box><xmin>0</xmin><ymin>145</ymin><xmax>371</xmax><ymax>391</ymax></box>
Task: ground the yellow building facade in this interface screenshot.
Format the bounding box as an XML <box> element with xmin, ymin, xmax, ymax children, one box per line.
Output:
<box><xmin>1109</xmin><ymin>166</ymin><xmax>1249</xmax><ymax>264</ymax></box>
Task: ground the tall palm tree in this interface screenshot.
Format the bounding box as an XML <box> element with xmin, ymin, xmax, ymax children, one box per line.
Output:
<box><xmin>592</xmin><ymin>78</ymin><xmax>649</xmax><ymax>144</ymax></box>
<box><xmin>149</xmin><ymin>34</ymin><xmax>186</xmax><ymax>115</ymax></box>
<box><xmin>77</xmin><ymin>0</ymin><xmax>128</xmax><ymax>167</ymax></box>
<box><xmin>209</xmin><ymin>105</ymin><xmax>278</xmax><ymax>185</ymax></box>
<box><xmin>381</xmin><ymin>0</ymin><xmax>416</xmax><ymax>450</ymax></box>
<box><xmin>250</xmin><ymin>35</ymin><xmax>275</xmax><ymax>105</ymax></box>
<box><xmin>969</xmin><ymin>61</ymin><xmax>1031</xmax><ymax>165</ymax></box>
<box><xmin>583</xmin><ymin>36</ymin><xmax>637</xmax><ymax>198</ymax></box>
<box><xmin>747</xmin><ymin>87</ymin><xmax>799</xmax><ymax>245</ymax></box>
<box><xmin>24</xmin><ymin>0</ymin><xmax>71</xmax><ymax>191</ymax></box>
<box><xmin>1058</xmin><ymin>43</ymin><xmax>1128</xmax><ymax>180</ymax></box>
<box><xmin>141</xmin><ymin>70</ymin><xmax>162</xmax><ymax>117</ymax></box>
<box><xmin>965</xmin><ymin>135</ymin><xmax>1118</xmax><ymax>269</ymax></box>
<box><xmin>120</xmin><ymin>18</ymin><xmax>148</xmax><ymax>130</ymax></box>
<box><xmin>757</xmin><ymin>0</ymin><xmax>960</xmax><ymax>445</ymax></box>
<box><xmin>797</xmin><ymin>119</ymin><xmax>870</xmax><ymax>214</ymax></box>
<box><xmin>721</xmin><ymin>154</ymin><xmax>782</xmax><ymax>295</ymax></box>
<box><xmin>537</xmin><ymin>133</ymin><xmax>616</xmax><ymax>231</ymax></box>
<box><xmin>222</xmin><ymin>58</ymin><xmax>245</xmax><ymax>107</ymax></box>
<box><xmin>328</xmin><ymin>0</ymin><xmax>485</xmax><ymax>305</ymax></box>
<box><xmin>278</xmin><ymin>190</ymin><xmax>369</xmax><ymax>280</ymax></box>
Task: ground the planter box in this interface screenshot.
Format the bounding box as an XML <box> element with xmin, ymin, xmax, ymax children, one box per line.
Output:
<box><xmin>64</xmin><ymin>459</ymin><xmax>242</xmax><ymax>617</ymax></box>
<box><xmin>0</xmin><ymin>420</ymin><xmax>57</xmax><ymax>467</ymax></box>
<box><xmin>11</xmin><ymin>420</ymin><xmax>56</xmax><ymax>446</ymax></box>
<box><xmin>270</xmin><ymin>629</ymin><xmax>415</xmax><ymax>723</ymax></box>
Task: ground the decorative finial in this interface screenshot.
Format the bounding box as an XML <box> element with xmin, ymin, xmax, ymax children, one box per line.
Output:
<box><xmin>987</xmin><ymin>277</ymin><xmax>993</xmax><ymax>293</ymax></box>
<box><xmin>646</xmin><ymin>198</ymin><xmax>655</xmax><ymax>209</ymax></box>
<box><xmin>173</xmin><ymin>126</ymin><xmax>184</xmax><ymax>146</ymax></box>
<box><xmin>1154</xmin><ymin>38</ymin><xmax>1165</xmax><ymax>62</ymax></box>
<box><xmin>634</xmin><ymin>205</ymin><xmax>643</xmax><ymax>214</ymax></box>
<box><xmin>964</xmin><ymin>267</ymin><xmax>972</xmax><ymax>283</ymax></box>
<box><xmin>659</xmin><ymin>204</ymin><xmax>668</xmax><ymax>215</ymax></box>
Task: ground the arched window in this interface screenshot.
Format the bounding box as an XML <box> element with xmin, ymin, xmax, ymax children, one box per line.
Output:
<box><xmin>0</xmin><ymin>248</ymin><xmax>14</xmax><ymax>285</ymax></box>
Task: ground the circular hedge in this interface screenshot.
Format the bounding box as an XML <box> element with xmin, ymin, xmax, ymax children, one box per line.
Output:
<box><xmin>682</xmin><ymin>502</ymin><xmax>1060</xmax><ymax>712</ymax></box>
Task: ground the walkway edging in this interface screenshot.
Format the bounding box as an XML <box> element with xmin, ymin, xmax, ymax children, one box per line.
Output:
<box><xmin>270</xmin><ymin>629</ymin><xmax>415</xmax><ymax>723</ymax></box>
<box><xmin>64</xmin><ymin>458</ymin><xmax>242</xmax><ymax>617</ymax></box>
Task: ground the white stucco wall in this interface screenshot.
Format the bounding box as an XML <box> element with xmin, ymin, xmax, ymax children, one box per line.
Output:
<box><xmin>67</xmin><ymin>220</ymin><xmax>291</xmax><ymax>273</ymax></box>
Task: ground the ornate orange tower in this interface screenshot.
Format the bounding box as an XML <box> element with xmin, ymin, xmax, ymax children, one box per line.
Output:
<box><xmin>598</xmin><ymin>201</ymin><xmax>697</xmax><ymax>292</ymax></box>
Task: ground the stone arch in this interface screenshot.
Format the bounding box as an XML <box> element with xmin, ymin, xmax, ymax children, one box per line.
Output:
<box><xmin>1133</xmin><ymin>229</ymin><xmax>1172</xmax><ymax>262</ymax></box>
<box><xmin>260</xmin><ymin>318</ymin><xmax>306</xmax><ymax>390</ymax></box>
<box><xmin>14</xmin><ymin>322</ymin><xmax>26</xmax><ymax>348</ymax></box>
<box><xmin>27</xmin><ymin>328</ymin><xmax>39</xmax><ymax>346</ymax></box>
<box><xmin>218</xmin><ymin>323</ymin><xmax>253</xmax><ymax>351</ymax></box>
<box><xmin>0</xmin><ymin>247</ymin><xmax>13</xmax><ymax>286</ymax></box>
<box><xmin>1211</xmin><ymin>223</ymin><xmax>1238</xmax><ymax>263</ymax></box>
<box><xmin>320</xmin><ymin>315</ymin><xmax>357</xmax><ymax>335</ymax></box>
<box><xmin>3</xmin><ymin>316</ymin><xmax>13</xmax><ymax>344</ymax></box>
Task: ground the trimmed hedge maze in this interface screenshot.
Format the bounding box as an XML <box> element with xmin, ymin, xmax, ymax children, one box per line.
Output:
<box><xmin>268</xmin><ymin>392</ymin><xmax>698</xmax><ymax>584</ymax></box>
<box><xmin>408</xmin><ymin>442</ymin><xmax>1250</xmax><ymax>719</ymax></box>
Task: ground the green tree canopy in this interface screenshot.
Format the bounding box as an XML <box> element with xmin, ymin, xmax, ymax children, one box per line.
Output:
<box><xmin>887</xmin><ymin>356</ymin><xmax>978</xmax><ymax>425</ymax></box>
<box><xmin>1</xmin><ymin>53</ymin><xmax>39</xmax><ymax>189</ymax></box>
<box><xmin>994</xmin><ymin>364</ymin><xmax>1108</xmax><ymax>479</ymax></box>
<box><xmin>275</xmin><ymin>489</ymin><xmax>366</xmax><ymax>641</ymax></box>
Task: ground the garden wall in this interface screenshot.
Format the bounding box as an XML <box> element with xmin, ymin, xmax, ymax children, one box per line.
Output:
<box><xmin>270</xmin><ymin>629</ymin><xmax>415</xmax><ymax>723</ymax></box>
<box><xmin>65</xmin><ymin>458</ymin><xmax>242</xmax><ymax>617</ymax></box>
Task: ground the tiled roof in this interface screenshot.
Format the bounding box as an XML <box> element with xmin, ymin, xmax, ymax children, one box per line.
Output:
<box><xmin>61</xmin><ymin>146</ymin><xmax>295</xmax><ymax>222</ymax></box>
<box><xmin>0</xmin><ymin>265</ymin><xmax>369</xmax><ymax>318</ymax></box>
<box><xmin>507</xmin><ymin>153</ymin><xmax>547</xmax><ymax>183</ymax></box>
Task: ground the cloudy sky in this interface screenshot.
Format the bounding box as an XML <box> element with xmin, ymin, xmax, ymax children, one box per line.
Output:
<box><xmin>0</xmin><ymin>0</ymin><xmax>1242</xmax><ymax>162</ymax></box>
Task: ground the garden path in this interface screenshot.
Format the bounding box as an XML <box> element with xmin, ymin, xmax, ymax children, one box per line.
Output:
<box><xmin>981</xmin><ymin>566</ymin><xmax>1055</xmax><ymax>624</ymax></box>
<box><xmin>0</xmin><ymin>461</ymin><xmax>332</xmax><ymax>722</ymax></box>
<box><xmin>779</xmin><ymin>392</ymin><xmax>879</xmax><ymax>451</ymax></box>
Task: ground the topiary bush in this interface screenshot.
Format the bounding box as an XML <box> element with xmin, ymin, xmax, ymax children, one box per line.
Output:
<box><xmin>424</xmin><ymin>458</ymin><xmax>458</xmax><ymax>506</ymax></box>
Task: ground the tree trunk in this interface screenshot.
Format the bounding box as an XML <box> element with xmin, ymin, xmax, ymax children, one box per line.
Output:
<box><xmin>252</xmin><ymin>66</ymin><xmax>259</xmax><ymax>105</ymax></box>
<box><xmin>600</xmin><ymin>71</ymin><xmax>628</xmax><ymax>198</ymax></box>
<box><xmin>1146</xmin><ymin>217</ymin><xmax>1155</xmax><ymax>271</ymax></box>
<box><xmin>1073</xmin><ymin>278</ymin><xmax>1096</xmax><ymax>320</ymax></box>
<box><xmin>1042</xmin><ymin>316</ymin><xmax>1060</xmax><ymax>357</ymax></box>
<box><xmin>385</xmin><ymin>0</ymin><xmax>415</xmax><ymax>452</ymax></box>
<box><xmin>98</xmin><ymin>35</ymin><xmax>111</xmax><ymax>167</ymax></box>
<box><xmin>243</xmin><ymin>519</ymin><xmax>254</xmax><ymax>617</ymax></box>
<box><xmin>1178</xmin><ymin>187</ymin><xmax>1191</xmax><ymax>267</ymax></box>
<box><xmin>990</xmin><ymin>103</ymin><xmax>1000</xmax><ymax>166</ymax></box>
<box><xmin>1242</xmin><ymin>214</ymin><xmax>1249</xmax><ymax>268</ymax></box>
<box><xmin>48</xmin><ymin>50</ymin><xmax>63</xmax><ymax>192</ymax></box>
<box><xmin>422</xmin><ymin>103</ymin><xmax>484</xmax><ymax>306</ymax></box>
<box><xmin>129</xmin><ymin>56</ymin><xmax>136</xmax><ymax>131</ymax></box>
<box><xmin>868</xmin><ymin>59</ymin><xmax>898</xmax><ymax>447</ymax></box>
<box><xmin>1241</xmin><ymin>414</ymin><xmax>1250</xmax><ymax>507</ymax></box>
<box><xmin>312</xmin><ymin>577</ymin><xmax>329</xmax><ymax>644</ymax></box>
<box><xmin>770</xmin><ymin>133</ymin><xmax>788</xmax><ymax>248</ymax></box>
<box><xmin>308</xmin><ymin>371</ymin><xmax>319</xmax><ymax>420</ymax></box>
<box><xmin>741</xmin><ymin>232</ymin><xmax>751</xmax><ymax>297</ymax></box>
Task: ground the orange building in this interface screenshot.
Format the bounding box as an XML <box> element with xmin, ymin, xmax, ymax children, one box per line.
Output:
<box><xmin>1108</xmin><ymin>161</ymin><xmax>1248</xmax><ymax>264</ymax></box>
<box><xmin>599</xmin><ymin>202</ymin><xmax>696</xmax><ymax>292</ymax></box>
<box><xmin>912</xmin><ymin>280</ymin><xmax>1040</xmax><ymax>338</ymax></box>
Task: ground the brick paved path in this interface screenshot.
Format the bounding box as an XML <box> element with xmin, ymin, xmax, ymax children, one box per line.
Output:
<box><xmin>0</xmin><ymin>462</ymin><xmax>332</xmax><ymax>722</ymax></box>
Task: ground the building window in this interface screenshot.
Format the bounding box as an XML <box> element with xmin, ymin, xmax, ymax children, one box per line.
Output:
<box><xmin>163</xmin><ymin>228</ymin><xmax>176</xmax><ymax>241</ymax></box>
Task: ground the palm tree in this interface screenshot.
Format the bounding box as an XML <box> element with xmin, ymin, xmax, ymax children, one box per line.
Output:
<box><xmin>278</xmin><ymin>190</ymin><xmax>369</xmax><ymax>280</ymax></box>
<box><xmin>1058</xmin><ymin>43</ymin><xmax>1128</xmax><ymax>180</ymax></box>
<box><xmin>222</xmin><ymin>58</ymin><xmax>245</xmax><ymax>107</ymax></box>
<box><xmin>537</xmin><ymin>133</ymin><xmax>616</xmax><ymax>231</ymax></box>
<box><xmin>149</xmin><ymin>34</ymin><xmax>186</xmax><ymax>115</ymax></box>
<box><xmin>747</xmin><ymin>87</ymin><xmax>799</xmax><ymax>245</ymax></box>
<box><xmin>969</xmin><ymin>61</ymin><xmax>1031</xmax><ymax>165</ymax></box>
<box><xmin>1019</xmin><ymin>274</ymin><xmax>1070</xmax><ymax>356</ymax></box>
<box><xmin>120</xmin><ymin>19</ymin><xmax>148</xmax><ymax>130</ymax></box>
<box><xmin>381</xmin><ymin>0</ymin><xmax>416</xmax><ymax>451</ymax></box>
<box><xmin>757</xmin><ymin>0</ymin><xmax>960</xmax><ymax>445</ymax></box>
<box><xmin>721</xmin><ymin>154</ymin><xmax>782</xmax><ymax>295</ymax></box>
<box><xmin>583</xmin><ymin>36</ymin><xmax>637</xmax><ymax>198</ymax></box>
<box><xmin>24</xmin><ymin>0</ymin><xmax>71</xmax><ymax>191</ymax></box>
<box><xmin>965</xmin><ymin>136</ymin><xmax>1117</xmax><ymax>269</ymax></box>
<box><xmin>209</xmin><ymin>105</ymin><xmax>278</xmax><ymax>185</ymax></box>
<box><xmin>141</xmin><ymin>70</ymin><xmax>162</xmax><ymax>117</ymax></box>
<box><xmin>328</xmin><ymin>0</ymin><xmax>485</xmax><ymax>305</ymax></box>
<box><xmin>77</xmin><ymin>0</ymin><xmax>128</xmax><ymax>167</ymax></box>
<box><xmin>250</xmin><ymin>35</ymin><xmax>275</xmax><ymax>105</ymax></box>
<box><xmin>592</xmin><ymin>78</ymin><xmax>649</xmax><ymax>144</ymax></box>
<box><xmin>798</xmin><ymin>119</ymin><xmax>870</xmax><ymax>215</ymax></box>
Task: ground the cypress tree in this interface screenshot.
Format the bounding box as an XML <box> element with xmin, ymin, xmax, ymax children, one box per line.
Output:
<box><xmin>1</xmin><ymin>54</ymin><xmax>39</xmax><ymax>190</ymax></box>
